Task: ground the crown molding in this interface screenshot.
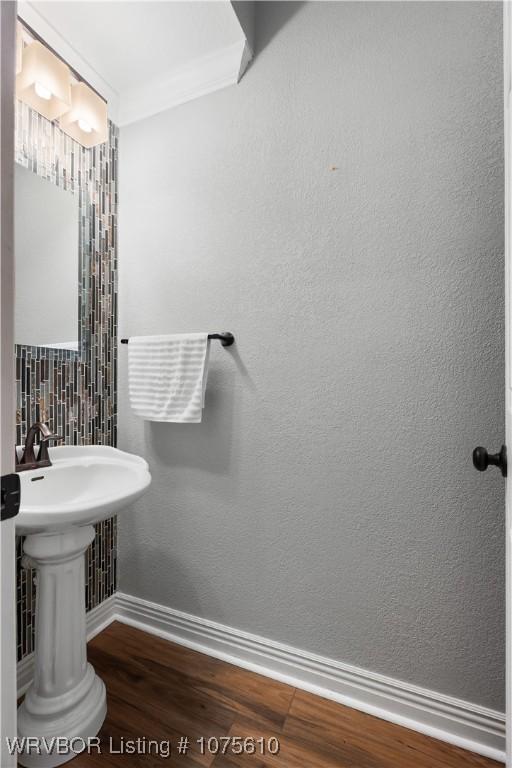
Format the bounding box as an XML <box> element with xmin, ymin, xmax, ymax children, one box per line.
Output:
<box><xmin>238</xmin><ymin>39</ymin><xmax>253</xmax><ymax>81</ymax></box>
<box><xmin>118</xmin><ymin>39</ymin><xmax>250</xmax><ymax>127</ymax></box>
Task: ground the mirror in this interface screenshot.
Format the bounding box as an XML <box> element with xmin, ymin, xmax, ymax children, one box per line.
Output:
<box><xmin>15</xmin><ymin>164</ymin><xmax>79</xmax><ymax>351</ymax></box>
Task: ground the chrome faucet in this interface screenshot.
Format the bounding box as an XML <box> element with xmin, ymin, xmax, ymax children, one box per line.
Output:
<box><xmin>17</xmin><ymin>422</ymin><xmax>63</xmax><ymax>471</ymax></box>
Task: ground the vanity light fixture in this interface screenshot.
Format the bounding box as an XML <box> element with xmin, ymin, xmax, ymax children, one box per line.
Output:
<box><xmin>16</xmin><ymin>40</ymin><xmax>71</xmax><ymax>121</ymax></box>
<box><xmin>59</xmin><ymin>81</ymin><xmax>108</xmax><ymax>148</ymax></box>
<box><xmin>16</xmin><ymin>21</ymin><xmax>108</xmax><ymax>149</ymax></box>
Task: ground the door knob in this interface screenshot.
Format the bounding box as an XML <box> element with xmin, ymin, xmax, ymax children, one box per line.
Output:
<box><xmin>472</xmin><ymin>445</ymin><xmax>507</xmax><ymax>477</ymax></box>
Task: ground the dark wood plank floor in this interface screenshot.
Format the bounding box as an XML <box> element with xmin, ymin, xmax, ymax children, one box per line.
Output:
<box><xmin>70</xmin><ymin>622</ymin><xmax>502</xmax><ymax>768</ymax></box>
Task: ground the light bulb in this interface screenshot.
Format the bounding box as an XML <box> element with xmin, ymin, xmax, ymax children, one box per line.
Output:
<box><xmin>77</xmin><ymin>118</ymin><xmax>92</xmax><ymax>134</ymax></box>
<box><xmin>34</xmin><ymin>81</ymin><xmax>52</xmax><ymax>100</ymax></box>
<box><xmin>60</xmin><ymin>82</ymin><xmax>107</xmax><ymax>147</ymax></box>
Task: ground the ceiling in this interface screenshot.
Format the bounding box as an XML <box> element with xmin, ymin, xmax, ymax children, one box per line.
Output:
<box><xmin>18</xmin><ymin>1</ymin><xmax>253</xmax><ymax>126</ymax></box>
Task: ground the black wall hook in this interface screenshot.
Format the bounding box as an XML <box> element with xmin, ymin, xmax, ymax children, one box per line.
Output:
<box><xmin>207</xmin><ymin>333</ymin><xmax>235</xmax><ymax>347</ymax></box>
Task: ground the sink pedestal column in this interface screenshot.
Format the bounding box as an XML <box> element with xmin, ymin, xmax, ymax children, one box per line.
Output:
<box><xmin>17</xmin><ymin>525</ymin><xmax>107</xmax><ymax>768</ymax></box>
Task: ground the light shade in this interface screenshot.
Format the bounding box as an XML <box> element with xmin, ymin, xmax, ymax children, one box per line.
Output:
<box><xmin>59</xmin><ymin>82</ymin><xmax>108</xmax><ymax>148</ymax></box>
<box><xmin>16</xmin><ymin>40</ymin><xmax>71</xmax><ymax>121</ymax></box>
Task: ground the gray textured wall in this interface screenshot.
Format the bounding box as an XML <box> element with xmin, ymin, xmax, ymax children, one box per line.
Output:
<box><xmin>118</xmin><ymin>2</ymin><xmax>505</xmax><ymax>710</ymax></box>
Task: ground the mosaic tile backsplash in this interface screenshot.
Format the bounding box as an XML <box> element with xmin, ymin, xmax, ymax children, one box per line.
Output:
<box><xmin>15</xmin><ymin>102</ymin><xmax>118</xmax><ymax>663</ymax></box>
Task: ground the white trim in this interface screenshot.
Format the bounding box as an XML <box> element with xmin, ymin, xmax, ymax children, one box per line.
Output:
<box><xmin>118</xmin><ymin>40</ymin><xmax>247</xmax><ymax>127</ymax></box>
<box><xmin>113</xmin><ymin>592</ymin><xmax>506</xmax><ymax>764</ymax></box>
<box><xmin>17</xmin><ymin>594</ymin><xmax>116</xmax><ymax>696</ymax></box>
<box><xmin>237</xmin><ymin>39</ymin><xmax>253</xmax><ymax>82</ymax></box>
<box><xmin>18</xmin><ymin>591</ymin><xmax>505</xmax><ymax>763</ymax></box>
<box><xmin>504</xmin><ymin>2</ymin><xmax>511</xmax><ymax>765</ymax></box>
<box><xmin>1</xmin><ymin>4</ymin><xmax>18</xmax><ymax>764</ymax></box>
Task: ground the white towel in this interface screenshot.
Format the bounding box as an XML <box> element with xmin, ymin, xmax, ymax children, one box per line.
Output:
<box><xmin>128</xmin><ymin>333</ymin><xmax>210</xmax><ymax>422</ymax></box>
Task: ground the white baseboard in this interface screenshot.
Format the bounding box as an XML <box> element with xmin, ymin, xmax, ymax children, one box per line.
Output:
<box><xmin>114</xmin><ymin>592</ymin><xmax>506</xmax><ymax>763</ymax></box>
<box><xmin>17</xmin><ymin>591</ymin><xmax>506</xmax><ymax>763</ymax></box>
<box><xmin>17</xmin><ymin>594</ymin><xmax>117</xmax><ymax>696</ymax></box>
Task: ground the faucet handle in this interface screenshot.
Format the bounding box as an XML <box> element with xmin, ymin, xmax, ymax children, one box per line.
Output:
<box><xmin>40</xmin><ymin>431</ymin><xmax>63</xmax><ymax>442</ymax></box>
<box><xmin>38</xmin><ymin>434</ymin><xmax>64</xmax><ymax>464</ymax></box>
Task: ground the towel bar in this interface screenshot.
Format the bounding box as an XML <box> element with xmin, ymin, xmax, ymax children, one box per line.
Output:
<box><xmin>120</xmin><ymin>332</ymin><xmax>234</xmax><ymax>347</ymax></box>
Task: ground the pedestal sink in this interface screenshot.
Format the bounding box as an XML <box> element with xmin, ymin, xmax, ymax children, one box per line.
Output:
<box><xmin>15</xmin><ymin>446</ymin><xmax>151</xmax><ymax>768</ymax></box>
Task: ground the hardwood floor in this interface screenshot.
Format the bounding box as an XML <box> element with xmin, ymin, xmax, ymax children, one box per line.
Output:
<box><xmin>70</xmin><ymin>622</ymin><xmax>501</xmax><ymax>768</ymax></box>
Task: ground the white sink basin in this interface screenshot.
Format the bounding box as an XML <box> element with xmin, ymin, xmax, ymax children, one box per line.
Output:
<box><xmin>16</xmin><ymin>444</ymin><xmax>151</xmax><ymax>768</ymax></box>
<box><xmin>16</xmin><ymin>445</ymin><xmax>151</xmax><ymax>534</ymax></box>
